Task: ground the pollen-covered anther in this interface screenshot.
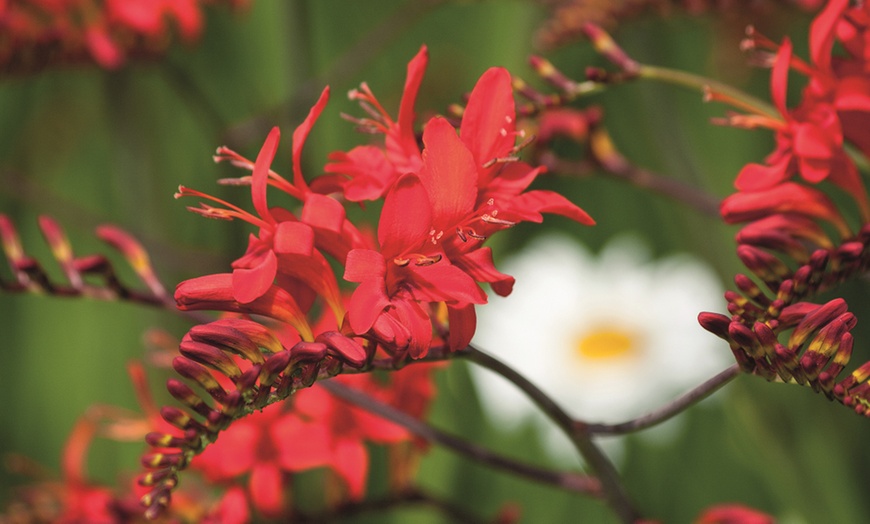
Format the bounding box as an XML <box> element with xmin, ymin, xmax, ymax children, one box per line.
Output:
<box><xmin>481</xmin><ymin>214</ymin><xmax>516</xmax><ymax>227</ymax></box>
<box><xmin>393</xmin><ymin>253</ymin><xmax>441</xmax><ymax>267</ymax></box>
<box><xmin>482</xmin><ymin>155</ymin><xmax>520</xmax><ymax>169</ymax></box>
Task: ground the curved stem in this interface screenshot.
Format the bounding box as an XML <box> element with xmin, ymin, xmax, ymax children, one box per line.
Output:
<box><xmin>456</xmin><ymin>345</ymin><xmax>641</xmax><ymax>523</ymax></box>
<box><xmin>319</xmin><ymin>379</ymin><xmax>602</xmax><ymax>496</ymax></box>
<box><xmin>637</xmin><ymin>64</ymin><xmax>779</xmax><ymax>120</ymax></box>
<box><xmin>583</xmin><ymin>364</ymin><xmax>740</xmax><ymax>436</ymax></box>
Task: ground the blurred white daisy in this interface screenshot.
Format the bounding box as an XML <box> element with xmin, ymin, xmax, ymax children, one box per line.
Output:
<box><xmin>470</xmin><ymin>234</ymin><xmax>730</xmax><ymax>462</ymax></box>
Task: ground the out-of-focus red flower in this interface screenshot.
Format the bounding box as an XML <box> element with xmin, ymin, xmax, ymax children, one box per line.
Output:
<box><xmin>0</xmin><ymin>0</ymin><xmax>247</xmax><ymax>72</ymax></box>
<box><xmin>695</xmin><ymin>504</ymin><xmax>775</xmax><ymax>524</ymax></box>
<box><xmin>732</xmin><ymin>0</ymin><xmax>870</xmax><ymax>220</ymax></box>
<box><xmin>193</xmin><ymin>364</ymin><xmax>439</xmax><ymax>512</ymax></box>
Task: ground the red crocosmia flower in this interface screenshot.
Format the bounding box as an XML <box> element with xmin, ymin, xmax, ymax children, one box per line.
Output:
<box><xmin>733</xmin><ymin>37</ymin><xmax>870</xmax><ymax>220</ymax></box>
<box><xmin>721</xmin><ymin>182</ymin><xmax>852</xmax><ymax>238</ymax></box>
<box><xmin>323</xmin><ymin>45</ymin><xmax>428</xmax><ymax>201</ymax></box>
<box><xmin>56</xmin><ymin>416</ymin><xmax>121</xmax><ymax>524</ymax></box>
<box><xmin>194</xmin><ymin>367</ymin><xmax>437</xmax><ymax>508</ymax></box>
<box><xmin>286</xmin><ymin>371</ymin><xmax>431</xmax><ymax>500</ymax></box>
<box><xmin>345</xmin><ymin>66</ymin><xmax>593</xmax><ymax>357</ymax></box>
<box><xmin>345</xmin><ymin>172</ymin><xmax>487</xmax><ymax>358</ymax></box>
<box><xmin>695</xmin><ymin>504</ymin><xmax>775</xmax><ymax>524</ymax></box>
<box><xmin>177</xmin><ymin>88</ymin><xmax>370</xmax><ymax>337</ymax></box>
<box><xmin>193</xmin><ymin>401</ymin><xmax>302</xmax><ymax>519</ymax></box>
<box><xmin>201</xmin><ymin>486</ymin><xmax>250</xmax><ymax>524</ymax></box>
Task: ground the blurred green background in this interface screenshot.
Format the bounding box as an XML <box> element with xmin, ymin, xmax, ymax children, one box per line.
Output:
<box><xmin>2</xmin><ymin>1</ymin><xmax>870</xmax><ymax>522</ymax></box>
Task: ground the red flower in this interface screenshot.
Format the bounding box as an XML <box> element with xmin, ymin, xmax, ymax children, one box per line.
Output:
<box><xmin>0</xmin><ymin>0</ymin><xmax>241</xmax><ymax>71</ymax></box>
<box><xmin>695</xmin><ymin>504</ymin><xmax>775</xmax><ymax>524</ymax></box>
<box><xmin>193</xmin><ymin>367</ymin><xmax>438</xmax><ymax>509</ymax></box>
<box><xmin>323</xmin><ymin>46</ymin><xmax>428</xmax><ymax>201</ymax></box>
<box><xmin>194</xmin><ymin>401</ymin><xmax>300</xmax><ymax>518</ymax></box>
<box><xmin>176</xmin><ymin>88</ymin><xmax>369</xmax><ymax>342</ymax></box>
<box><xmin>733</xmin><ymin>37</ymin><xmax>869</xmax><ymax>218</ymax></box>
<box><xmin>344</xmin><ymin>67</ymin><xmax>593</xmax><ymax>357</ymax></box>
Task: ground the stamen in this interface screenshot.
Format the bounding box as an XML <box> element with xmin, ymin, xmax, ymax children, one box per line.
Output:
<box><xmin>482</xmin><ymin>214</ymin><xmax>516</xmax><ymax>227</ymax></box>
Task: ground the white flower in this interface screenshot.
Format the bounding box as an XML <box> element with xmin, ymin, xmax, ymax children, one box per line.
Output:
<box><xmin>470</xmin><ymin>234</ymin><xmax>731</xmax><ymax>461</ymax></box>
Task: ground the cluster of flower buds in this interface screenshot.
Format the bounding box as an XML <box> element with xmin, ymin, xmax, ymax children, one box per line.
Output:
<box><xmin>141</xmin><ymin>45</ymin><xmax>593</xmax><ymax>516</ymax></box>
<box><xmin>700</xmin><ymin>0</ymin><xmax>870</xmax><ymax>416</ymax></box>
<box><xmin>138</xmin><ymin>317</ymin><xmax>372</xmax><ymax>517</ymax></box>
<box><xmin>0</xmin><ymin>214</ymin><xmax>169</xmax><ymax>305</ymax></box>
<box><xmin>0</xmin><ymin>0</ymin><xmax>248</xmax><ymax>74</ymax></box>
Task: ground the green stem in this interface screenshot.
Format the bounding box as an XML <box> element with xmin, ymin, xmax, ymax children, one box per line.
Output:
<box><xmin>637</xmin><ymin>64</ymin><xmax>779</xmax><ymax>120</ymax></box>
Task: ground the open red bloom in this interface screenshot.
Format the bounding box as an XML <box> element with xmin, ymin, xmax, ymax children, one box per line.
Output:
<box><xmin>344</xmin><ymin>66</ymin><xmax>592</xmax><ymax>357</ymax></box>
<box><xmin>322</xmin><ymin>46</ymin><xmax>428</xmax><ymax>201</ymax></box>
<box><xmin>732</xmin><ymin>1</ymin><xmax>870</xmax><ymax>220</ymax></box>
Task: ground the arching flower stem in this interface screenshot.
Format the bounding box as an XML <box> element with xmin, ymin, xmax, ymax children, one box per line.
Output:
<box><xmin>636</xmin><ymin>64</ymin><xmax>780</xmax><ymax>121</ymax></box>
<box><xmin>581</xmin><ymin>364</ymin><xmax>741</xmax><ymax>436</ymax></box>
<box><xmin>319</xmin><ymin>379</ymin><xmax>602</xmax><ymax>496</ymax></box>
<box><xmin>457</xmin><ymin>345</ymin><xmax>640</xmax><ymax>523</ymax></box>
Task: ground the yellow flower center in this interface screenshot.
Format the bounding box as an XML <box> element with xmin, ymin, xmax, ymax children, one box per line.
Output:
<box><xmin>574</xmin><ymin>327</ymin><xmax>636</xmax><ymax>361</ymax></box>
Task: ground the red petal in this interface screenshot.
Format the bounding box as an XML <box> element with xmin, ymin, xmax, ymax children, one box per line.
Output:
<box><xmin>509</xmin><ymin>189</ymin><xmax>595</xmax><ymax>225</ymax></box>
<box><xmin>419</xmin><ymin>118</ymin><xmax>477</xmax><ymax>230</ymax></box>
<box><xmin>232</xmin><ymin>249</ymin><xmax>278</xmax><ymax>304</ymax></box>
<box><xmin>301</xmin><ymin>193</ymin><xmax>346</xmax><ymax>235</ymax></box>
<box><xmin>333</xmin><ymin>440</ymin><xmax>368</xmax><ymax>500</ymax></box>
<box><xmin>454</xmin><ymin>247</ymin><xmax>515</xmax><ymax>296</ymax></box>
<box><xmin>720</xmin><ymin>182</ymin><xmax>843</xmax><ymax>225</ymax></box>
<box><xmin>325</xmin><ymin>146</ymin><xmax>395</xmax><ymax>201</ymax></box>
<box><xmin>344</xmin><ymin>248</ymin><xmax>386</xmax><ymax>283</ymax></box>
<box><xmin>386</xmin><ymin>45</ymin><xmax>428</xmax><ymax>167</ymax></box>
<box><xmin>734</xmin><ymin>159</ymin><xmax>789</xmax><ymax>191</ymax></box>
<box><xmin>275</xmin><ymin>415</ymin><xmax>333</xmax><ymax>471</ymax></box>
<box><xmin>346</xmin><ymin>276</ymin><xmax>391</xmax><ymax>334</ymax></box>
<box><xmin>448</xmin><ymin>303</ymin><xmax>476</xmax><ymax>351</ymax></box>
<box><xmin>809</xmin><ymin>0</ymin><xmax>848</xmax><ymax>71</ymax></box>
<box><xmin>794</xmin><ymin>122</ymin><xmax>837</xmax><ymax>160</ymax></box>
<box><xmin>460</xmin><ymin>67</ymin><xmax>516</xmax><ymax>181</ymax></box>
<box><xmin>249</xmin><ymin>462</ymin><xmax>286</xmax><ymax>518</ymax></box>
<box><xmin>393</xmin><ymin>299</ymin><xmax>433</xmax><ymax>358</ymax></box>
<box><xmin>252</xmin><ymin>127</ymin><xmax>281</xmax><ymax>224</ymax></box>
<box><xmin>293</xmin><ymin>87</ymin><xmax>330</xmax><ymax>192</ymax></box>
<box><xmin>771</xmin><ymin>39</ymin><xmax>792</xmax><ymax>117</ymax></box>
<box><xmin>411</xmin><ymin>262</ymin><xmax>487</xmax><ymax>305</ymax></box>
<box><xmin>273</xmin><ymin>221</ymin><xmax>314</xmax><ymax>256</ymax></box>
<box><xmin>377</xmin><ymin>174</ymin><xmax>431</xmax><ymax>255</ymax></box>
<box><xmin>835</xmin><ymin>77</ymin><xmax>870</xmax><ymax>111</ymax></box>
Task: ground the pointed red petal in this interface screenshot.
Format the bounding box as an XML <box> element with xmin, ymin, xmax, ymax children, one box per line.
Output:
<box><xmin>391</xmin><ymin>45</ymin><xmax>428</xmax><ymax>159</ymax></box>
<box><xmin>378</xmin><ymin>174</ymin><xmax>431</xmax><ymax>255</ymax></box>
<box><xmin>232</xmin><ymin>249</ymin><xmax>278</xmax><ymax>304</ymax></box>
<box><xmin>419</xmin><ymin>117</ymin><xmax>477</xmax><ymax>230</ymax></box>
<box><xmin>346</xmin><ymin>276</ymin><xmax>391</xmax><ymax>335</ymax></box>
<box><xmin>293</xmin><ymin>87</ymin><xmax>330</xmax><ymax>192</ymax></box>
<box><xmin>509</xmin><ymin>190</ymin><xmax>595</xmax><ymax>225</ymax></box>
<box><xmin>411</xmin><ymin>262</ymin><xmax>488</xmax><ymax>305</ymax></box>
<box><xmin>249</xmin><ymin>462</ymin><xmax>286</xmax><ymax>518</ymax></box>
<box><xmin>252</xmin><ymin>127</ymin><xmax>281</xmax><ymax>224</ymax></box>
<box><xmin>448</xmin><ymin>304</ymin><xmax>476</xmax><ymax>351</ymax></box>
<box><xmin>333</xmin><ymin>440</ymin><xmax>368</xmax><ymax>500</ymax></box>
<box><xmin>771</xmin><ymin>38</ymin><xmax>792</xmax><ymax>117</ymax></box>
<box><xmin>734</xmin><ymin>158</ymin><xmax>790</xmax><ymax>191</ymax></box>
<box><xmin>809</xmin><ymin>0</ymin><xmax>848</xmax><ymax>71</ymax></box>
<box><xmin>455</xmin><ymin>247</ymin><xmax>515</xmax><ymax>297</ymax></box>
<box><xmin>460</xmin><ymin>67</ymin><xmax>516</xmax><ymax>175</ymax></box>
